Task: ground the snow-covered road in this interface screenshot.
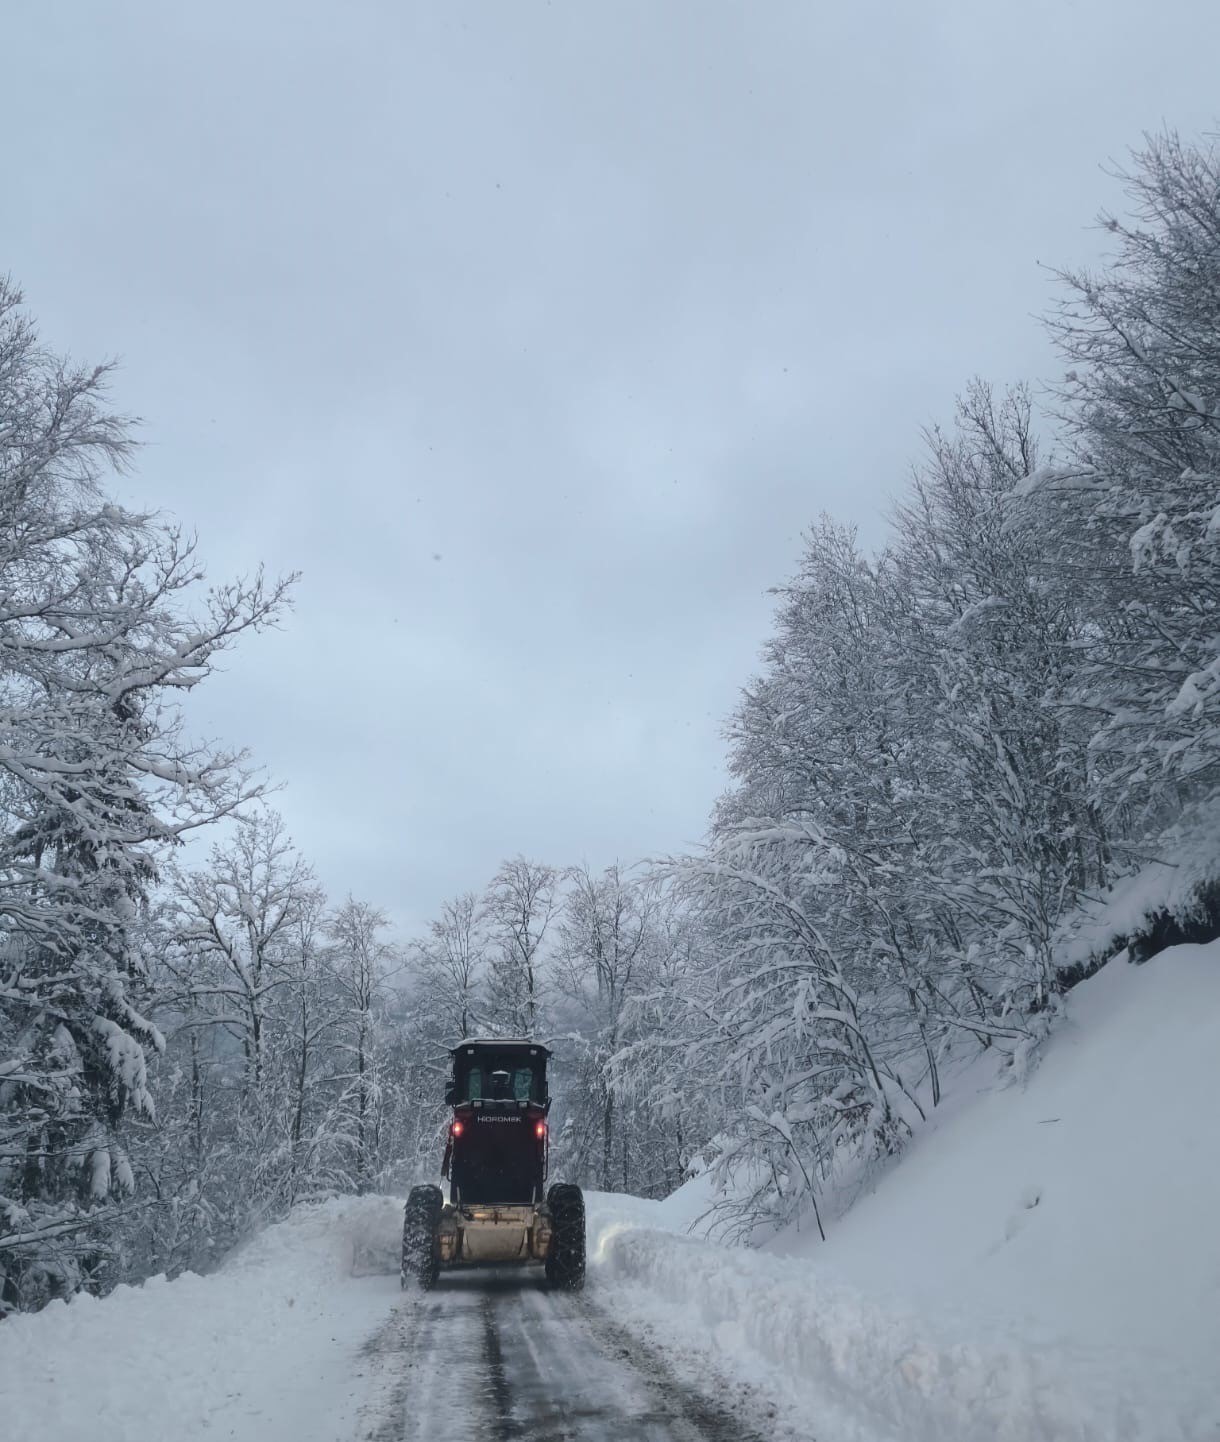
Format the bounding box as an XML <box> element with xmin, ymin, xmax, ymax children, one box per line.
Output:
<box><xmin>0</xmin><ymin>1196</ymin><xmax>785</xmax><ymax>1442</ymax></box>
<box><xmin>357</xmin><ymin>1268</ymin><xmax>766</xmax><ymax>1442</ymax></box>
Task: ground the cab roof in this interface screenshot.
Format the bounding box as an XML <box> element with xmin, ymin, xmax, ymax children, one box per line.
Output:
<box><xmin>450</xmin><ymin>1038</ymin><xmax>551</xmax><ymax>1057</ymax></box>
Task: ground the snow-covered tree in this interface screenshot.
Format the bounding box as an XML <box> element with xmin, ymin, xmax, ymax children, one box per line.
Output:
<box><xmin>1028</xmin><ymin>132</ymin><xmax>1220</xmax><ymax>916</ymax></box>
<box><xmin>161</xmin><ymin>812</ymin><xmax>350</xmax><ymax>1237</ymax></box>
<box><xmin>409</xmin><ymin>891</ymin><xmax>487</xmax><ymax>1045</ymax></box>
<box><xmin>481</xmin><ymin>857</ymin><xmax>559</xmax><ymax>1038</ymax></box>
<box><xmin>172</xmin><ymin>811</ymin><xmax>321</xmax><ymax>1095</ymax></box>
<box><xmin>276</xmin><ymin>888</ymin><xmax>342</xmax><ymax>1205</ymax></box>
<box><xmin>891</xmin><ymin>382</ymin><xmax>1103</xmax><ymax>1015</ymax></box>
<box><xmin>671</xmin><ymin>392</ymin><xmax>1098</xmax><ymax>1233</ymax></box>
<box><xmin>553</xmin><ymin>863</ymin><xmax>651</xmax><ymax>1191</ymax></box>
<box><xmin>325</xmin><ymin>897</ymin><xmax>398</xmax><ymax>1193</ymax></box>
<box><xmin>0</xmin><ymin>281</ymin><xmax>290</xmax><ymax>1309</ymax></box>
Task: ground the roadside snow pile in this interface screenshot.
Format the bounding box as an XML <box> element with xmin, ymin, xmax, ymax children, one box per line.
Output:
<box><xmin>593</xmin><ymin>1222</ymin><xmax>1189</xmax><ymax>1442</ymax></box>
<box><xmin>0</xmin><ymin>1195</ymin><xmax>403</xmax><ymax>1442</ymax></box>
<box><xmin>338</xmin><ymin>1192</ymin><xmax>404</xmax><ymax>1276</ymax></box>
<box><xmin>589</xmin><ymin>941</ymin><xmax>1220</xmax><ymax>1442</ymax></box>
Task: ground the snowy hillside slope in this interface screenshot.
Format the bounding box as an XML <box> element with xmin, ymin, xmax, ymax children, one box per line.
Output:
<box><xmin>771</xmin><ymin>939</ymin><xmax>1220</xmax><ymax>1366</ymax></box>
<box><xmin>614</xmin><ymin>940</ymin><xmax>1220</xmax><ymax>1440</ymax></box>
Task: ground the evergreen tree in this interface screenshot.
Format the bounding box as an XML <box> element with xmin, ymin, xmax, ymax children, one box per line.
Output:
<box><xmin>0</xmin><ymin>282</ymin><xmax>289</xmax><ymax>1309</ymax></box>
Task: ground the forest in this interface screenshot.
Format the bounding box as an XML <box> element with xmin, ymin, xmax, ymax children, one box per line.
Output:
<box><xmin>3</xmin><ymin>128</ymin><xmax>1219</xmax><ymax>1313</ymax></box>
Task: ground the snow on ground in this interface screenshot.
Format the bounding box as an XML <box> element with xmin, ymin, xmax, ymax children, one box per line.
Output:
<box><xmin>1054</xmin><ymin>816</ymin><xmax>1220</xmax><ymax>970</ymax></box>
<box><xmin>3</xmin><ymin>943</ymin><xmax>1217</xmax><ymax>1442</ymax></box>
<box><xmin>0</xmin><ymin>1196</ymin><xmax>404</xmax><ymax>1442</ymax></box>
<box><xmin>588</xmin><ymin>940</ymin><xmax>1220</xmax><ymax>1442</ymax></box>
<box><xmin>589</xmin><ymin>1199</ymin><xmax>1204</xmax><ymax>1442</ymax></box>
<box><xmin>772</xmin><ymin>940</ymin><xmax>1220</xmax><ymax>1367</ymax></box>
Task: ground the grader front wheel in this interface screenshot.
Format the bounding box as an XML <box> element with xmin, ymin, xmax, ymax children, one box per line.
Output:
<box><xmin>401</xmin><ymin>1185</ymin><xmax>443</xmax><ymax>1290</ymax></box>
<box><xmin>544</xmin><ymin>1183</ymin><xmax>586</xmax><ymax>1291</ymax></box>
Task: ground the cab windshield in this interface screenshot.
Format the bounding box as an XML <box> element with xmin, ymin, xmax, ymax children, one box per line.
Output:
<box><xmin>457</xmin><ymin>1058</ymin><xmax>542</xmax><ymax>1103</ymax></box>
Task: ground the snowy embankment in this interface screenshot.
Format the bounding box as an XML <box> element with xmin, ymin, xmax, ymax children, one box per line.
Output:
<box><xmin>0</xmin><ymin>1196</ymin><xmax>405</xmax><ymax>1442</ymax></box>
<box><xmin>591</xmin><ymin>1208</ymin><xmax>1185</xmax><ymax>1442</ymax></box>
<box><xmin>589</xmin><ymin>939</ymin><xmax>1220</xmax><ymax>1442</ymax></box>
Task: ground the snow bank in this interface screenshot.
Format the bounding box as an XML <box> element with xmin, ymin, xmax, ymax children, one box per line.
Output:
<box><xmin>587</xmin><ymin>941</ymin><xmax>1220</xmax><ymax>1442</ymax></box>
<box><xmin>0</xmin><ymin>1195</ymin><xmax>403</xmax><ymax>1442</ymax></box>
<box><xmin>591</xmin><ymin>1221</ymin><xmax>1196</xmax><ymax>1442</ymax></box>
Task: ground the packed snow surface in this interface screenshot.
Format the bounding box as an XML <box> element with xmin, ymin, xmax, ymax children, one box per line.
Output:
<box><xmin>2</xmin><ymin>944</ymin><xmax>1216</xmax><ymax>1441</ymax></box>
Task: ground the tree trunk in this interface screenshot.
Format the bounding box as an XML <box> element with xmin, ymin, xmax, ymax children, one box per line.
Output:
<box><xmin>356</xmin><ymin>1020</ymin><xmax>368</xmax><ymax>1193</ymax></box>
<box><xmin>601</xmin><ymin>1085</ymin><xmax>614</xmax><ymax>1193</ymax></box>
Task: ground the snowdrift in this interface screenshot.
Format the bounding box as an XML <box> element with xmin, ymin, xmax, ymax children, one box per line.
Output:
<box><xmin>588</xmin><ymin>940</ymin><xmax>1220</xmax><ymax>1442</ymax></box>
<box><xmin>0</xmin><ymin>1196</ymin><xmax>404</xmax><ymax>1442</ymax></box>
<box><xmin>591</xmin><ymin>1216</ymin><xmax>1195</xmax><ymax>1442</ymax></box>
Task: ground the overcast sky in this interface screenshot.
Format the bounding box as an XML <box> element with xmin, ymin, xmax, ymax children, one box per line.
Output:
<box><xmin>6</xmin><ymin>1</ymin><xmax>1218</xmax><ymax>928</ymax></box>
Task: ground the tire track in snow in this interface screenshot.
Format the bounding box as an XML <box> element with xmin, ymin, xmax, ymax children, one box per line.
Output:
<box><xmin>354</xmin><ymin>1268</ymin><xmax>777</xmax><ymax>1442</ymax></box>
<box><xmin>355</xmin><ymin>1288</ymin><xmax>493</xmax><ymax>1442</ymax></box>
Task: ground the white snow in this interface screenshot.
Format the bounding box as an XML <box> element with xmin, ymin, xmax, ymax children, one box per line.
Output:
<box><xmin>783</xmin><ymin>943</ymin><xmax>1220</xmax><ymax>1368</ymax></box>
<box><xmin>0</xmin><ymin>1196</ymin><xmax>404</xmax><ymax>1442</ymax></box>
<box><xmin>591</xmin><ymin>1205</ymin><xmax>1161</xmax><ymax>1442</ymax></box>
<box><xmin>1129</xmin><ymin>512</ymin><xmax>1169</xmax><ymax>569</ymax></box>
<box><xmin>1055</xmin><ymin>826</ymin><xmax>1220</xmax><ymax>971</ymax></box>
<box><xmin>3</xmin><ymin>945</ymin><xmax>1217</xmax><ymax>1441</ymax></box>
<box><xmin>586</xmin><ymin>940</ymin><xmax>1220</xmax><ymax>1441</ymax></box>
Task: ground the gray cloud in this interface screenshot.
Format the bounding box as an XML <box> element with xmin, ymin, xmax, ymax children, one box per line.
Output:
<box><xmin>6</xmin><ymin>0</ymin><xmax>1218</xmax><ymax>925</ymax></box>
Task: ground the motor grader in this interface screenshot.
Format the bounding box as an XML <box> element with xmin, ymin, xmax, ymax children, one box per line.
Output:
<box><xmin>401</xmin><ymin>1040</ymin><xmax>585</xmax><ymax>1290</ymax></box>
